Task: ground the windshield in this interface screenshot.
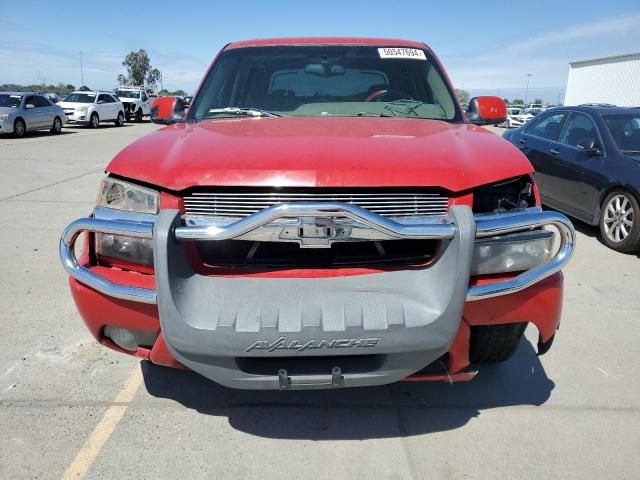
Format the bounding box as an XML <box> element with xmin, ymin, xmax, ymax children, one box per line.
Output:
<box><xmin>115</xmin><ymin>90</ymin><xmax>140</xmax><ymax>99</ymax></box>
<box><xmin>63</xmin><ymin>93</ymin><xmax>96</xmax><ymax>103</ymax></box>
<box><xmin>604</xmin><ymin>114</ymin><xmax>640</xmax><ymax>153</ymax></box>
<box><xmin>508</xmin><ymin>108</ymin><xmax>525</xmax><ymax>115</ymax></box>
<box><xmin>0</xmin><ymin>94</ymin><xmax>23</xmax><ymax>108</ymax></box>
<box><xmin>189</xmin><ymin>45</ymin><xmax>459</xmax><ymax>121</ymax></box>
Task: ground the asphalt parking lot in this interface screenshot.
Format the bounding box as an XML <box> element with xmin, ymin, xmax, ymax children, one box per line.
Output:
<box><xmin>0</xmin><ymin>123</ymin><xmax>639</xmax><ymax>480</ymax></box>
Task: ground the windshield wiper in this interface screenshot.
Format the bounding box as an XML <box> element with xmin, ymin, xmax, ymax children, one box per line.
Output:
<box><xmin>356</xmin><ymin>112</ymin><xmax>394</xmax><ymax>117</ymax></box>
<box><xmin>205</xmin><ymin>107</ymin><xmax>281</xmax><ymax>118</ymax></box>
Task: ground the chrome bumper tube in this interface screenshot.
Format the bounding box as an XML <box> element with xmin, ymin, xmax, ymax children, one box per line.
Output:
<box><xmin>467</xmin><ymin>209</ymin><xmax>575</xmax><ymax>300</ymax></box>
<box><xmin>174</xmin><ymin>202</ymin><xmax>456</xmax><ymax>241</ymax></box>
<box><xmin>59</xmin><ymin>217</ymin><xmax>157</xmax><ymax>304</ymax></box>
<box><xmin>59</xmin><ymin>205</ymin><xmax>575</xmax><ymax>305</ymax></box>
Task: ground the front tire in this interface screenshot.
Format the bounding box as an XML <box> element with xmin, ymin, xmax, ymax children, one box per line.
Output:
<box><xmin>135</xmin><ymin>108</ymin><xmax>143</xmax><ymax>122</ymax></box>
<box><xmin>115</xmin><ymin>111</ymin><xmax>124</xmax><ymax>127</ymax></box>
<box><xmin>50</xmin><ymin>116</ymin><xmax>62</xmax><ymax>134</ymax></box>
<box><xmin>599</xmin><ymin>190</ymin><xmax>640</xmax><ymax>252</ymax></box>
<box><xmin>470</xmin><ymin>323</ymin><xmax>527</xmax><ymax>364</ymax></box>
<box><xmin>13</xmin><ymin>118</ymin><xmax>26</xmax><ymax>138</ymax></box>
<box><xmin>90</xmin><ymin>112</ymin><xmax>99</xmax><ymax>128</ymax></box>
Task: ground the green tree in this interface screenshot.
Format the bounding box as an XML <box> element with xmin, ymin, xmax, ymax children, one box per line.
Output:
<box><xmin>55</xmin><ymin>82</ymin><xmax>75</xmax><ymax>94</ymax></box>
<box><xmin>533</xmin><ymin>98</ymin><xmax>544</xmax><ymax>105</ymax></box>
<box><xmin>455</xmin><ymin>88</ymin><xmax>470</xmax><ymax>105</ymax></box>
<box><xmin>146</xmin><ymin>68</ymin><xmax>161</xmax><ymax>89</ymax></box>
<box><xmin>512</xmin><ymin>98</ymin><xmax>524</xmax><ymax>105</ymax></box>
<box><xmin>118</xmin><ymin>49</ymin><xmax>161</xmax><ymax>87</ymax></box>
<box><xmin>159</xmin><ymin>88</ymin><xmax>187</xmax><ymax>97</ymax></box>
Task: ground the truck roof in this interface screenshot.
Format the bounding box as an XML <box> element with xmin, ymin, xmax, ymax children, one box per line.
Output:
<box><xmin>225</xmin><ymin>37</ymin><xmax>428</xmax><ymax>50</ymax></box>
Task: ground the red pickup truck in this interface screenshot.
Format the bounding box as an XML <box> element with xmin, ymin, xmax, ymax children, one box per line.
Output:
<box><xmin>60</xmin><ymin>38</ymin><xmax>575</xmax><ymax>389</ymax></box>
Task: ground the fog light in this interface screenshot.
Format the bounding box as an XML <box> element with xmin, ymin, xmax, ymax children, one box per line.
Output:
<box><xmin>103</xmin><ymin>326</ymin><xmax>158</xmax><ymax>351</ymax></box>
<box><xmin>96</xmin><ymin>233</ymin><xmax>153</xmax><ymax>266</ymax></box>
<box><xmin>472</xmin><ymin>229</ymin><xmax>554</xmax><ymax>275</ymax></box>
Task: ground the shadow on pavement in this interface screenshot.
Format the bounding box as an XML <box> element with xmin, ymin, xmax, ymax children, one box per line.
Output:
<box><xmin>141</xmin><ymin>338</ymin><xmax>554</xmax><ymax>439</ymax></box>
<box><xmin>2</xmin><ymin>130</ymin><xmax>76</xmax><ymax>139</ymax></box>
<box><xmin>64</xmin><ymin>124</ymin><xmax>137</xmax><ymax>130</ymax></box>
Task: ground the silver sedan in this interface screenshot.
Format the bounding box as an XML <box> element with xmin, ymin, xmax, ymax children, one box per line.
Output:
<box><xmin>0</xmin><ymin>92</ymin><xmax>66</xmax><ymax>138</ymax></box>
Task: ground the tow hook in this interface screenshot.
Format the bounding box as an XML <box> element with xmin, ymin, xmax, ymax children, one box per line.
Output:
<box><xmin>278</xmin><ymin>366</ymin><xmax>345</xmax><ymax>389</ymax></box>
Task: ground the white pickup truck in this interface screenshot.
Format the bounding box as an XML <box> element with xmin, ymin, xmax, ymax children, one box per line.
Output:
<box><xmin>113</xmin><ymin>86</ymin><xmax>153</xmax><ymax>122</ymax></box>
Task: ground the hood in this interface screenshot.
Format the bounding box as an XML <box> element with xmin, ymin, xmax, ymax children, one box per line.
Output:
<box><xmin>0</xmin><ymin>107</ymin><xmax>18</xmax><ymax>115</ymax></box>
<box><xmin>58</xmin><ymin>101</ymin><xmax>89</xmax><ymax>109</ymax></box>
<box><xmin>118</xmin><ymin>98</ymin><xmax>137</xmax><ymax>103</ymax></box>
<box><xmin>107</xmin><ymin>117</ymin><xmax>533</xmax><ymax>192</ymax></box>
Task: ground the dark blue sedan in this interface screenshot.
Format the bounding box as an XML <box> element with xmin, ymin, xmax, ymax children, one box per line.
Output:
<box><xmin>503</xmin><ymin>105</ymin><xmax>640</xmax><ymax>252</ymax></box>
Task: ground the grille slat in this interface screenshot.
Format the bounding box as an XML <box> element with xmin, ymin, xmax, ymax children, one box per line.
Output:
<box><xmin>183</xmin><ymin>189</ymin><xmax>449</xmax><ymax>219</ymax></box>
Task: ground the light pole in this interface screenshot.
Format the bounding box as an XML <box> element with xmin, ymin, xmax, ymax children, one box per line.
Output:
<box><xmin>525</xmin><ymin>73</ymin><xmax>532</xmax><ymax>103</ymax></box>
<box><xmin>79</xmin><ymin>51</ymin><xmax>84</xmax><ymax>88</ymax></box>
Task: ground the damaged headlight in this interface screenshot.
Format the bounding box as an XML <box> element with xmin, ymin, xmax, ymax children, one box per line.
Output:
<box><xmin>471</xmin><ymin>230</ymin><xmax>553</xmax><ymax>275</ymax></box>
<box><xmin>473</xmin><ymin>176</ymin><xmax>536</xmax><ymax>214</ymax></box>
<box><xmin>97</xmin><ymin>177</ymin><xmax>158</xmax><ymax>214</ymax></box>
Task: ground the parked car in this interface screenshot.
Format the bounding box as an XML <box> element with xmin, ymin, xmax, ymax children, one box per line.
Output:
<box><xmin>60</xmin><ymin>38</ymin><xmax>575</xmax><ymax>390</ymax></box>
<box><xmin>43</xmin><ymin>92</ymin><xmax>60</xmax><ymax>103</ymax></box>
<box><xmin>58</xmin><ymin>91</ymin><xmax>124</xmax><ymax>128</ymax></box>
<box><xmin>113</xmin><ymin>86</ymin><xmax>152</xmax><ymax>122</ymax></box>
<box><xmin>503</xmin><ymin>105</ymin><xmax>640</xmax><ymax>252</ymax></box>
<box><xmin>501</xmin><ymin>107</ymin><xmax>534</xmax><ymax>128</ymax></box>
<box><xmin>524</xmin><ymin>103</ymin><xmax>543</xmax><ymax>112</ymax></box>
<box><xmin>0</xmin><ymin>92</ymin><xmax>65</xmax><ymax>137</ymax></box>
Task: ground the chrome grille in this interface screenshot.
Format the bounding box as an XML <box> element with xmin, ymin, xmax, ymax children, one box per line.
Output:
<box><xmin>183</xmin><ymin>190</ymin><xmax>449</xmax><ymax>219</ymax></box>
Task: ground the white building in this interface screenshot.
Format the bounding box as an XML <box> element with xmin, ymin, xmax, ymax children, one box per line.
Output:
<box><xmin>564</xmin><ymin>52</ymin><xmax>640</xmax><ymax>107</ymax></box>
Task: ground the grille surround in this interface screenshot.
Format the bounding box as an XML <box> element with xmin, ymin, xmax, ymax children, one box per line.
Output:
<box><xmin>183</xmin><ymin>189</ymin><xmax>449</xmax><ymax>219</ymax></box>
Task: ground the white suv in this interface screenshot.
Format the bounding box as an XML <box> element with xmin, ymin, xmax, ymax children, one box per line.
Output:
<box><xmin>58</xmin><ymin>91</ymin><xmax>125</xmax><ymax>128</ymax></box>
<box><xmin>113</xmin><ymin>87</ymin><xmax>152</xmax><ymax>122</ymax></box>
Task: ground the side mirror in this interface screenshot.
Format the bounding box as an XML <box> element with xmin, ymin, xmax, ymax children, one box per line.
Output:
<box><xmin>577</xmin><ymin>138</ymin><xmax>600</xmax><ymax>155</ymax></box>
<box><xmin>466</xmin><ymin>96</ymin><xmax>507</xmax><ymax>126</ymax></box>
<box><xmin>150</xmin><ymin>96</ymin><xmax>185</xmax><ymax>125</ymax></box>
<box><xmin>97</xmin><ymin>100</ymin><xmax>106</xmax><ymax>104</ymax></box>
<box><xmin>25</xmin><ymin>104</ymin><xmax>35</xmax><ymax>109</ymax></box>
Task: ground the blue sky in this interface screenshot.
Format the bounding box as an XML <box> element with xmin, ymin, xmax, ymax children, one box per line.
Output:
<box><xmin>2</xmin><ymin>0</ymin><xmax>639</xmax><ymax>102</ymax></box>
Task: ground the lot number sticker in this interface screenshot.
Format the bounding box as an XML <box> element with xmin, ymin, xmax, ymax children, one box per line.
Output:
<box><xmin>378</xmin><ymin>48</ymin><xmax>426</xmax><ymax>60</ymax></box>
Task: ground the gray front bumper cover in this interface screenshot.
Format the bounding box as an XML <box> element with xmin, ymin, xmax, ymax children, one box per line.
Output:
<box><xmin>60</xmin><ymin>203</ymin><xmax>575</xmax><ymax>389</ymax></box>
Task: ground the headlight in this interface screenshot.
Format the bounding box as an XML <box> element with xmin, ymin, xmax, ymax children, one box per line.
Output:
<box><xmin>77</xmin><ymin>105</ymin><xmax>88</xmax><ymax>113</ymax></box>
<box><xmin>96</xmin><ymin>233</ymin><xmax>154</xmax><ymax>266</ymax></box>
<box><xmin>471</xmin><ymin>230</ymin><xmax>553</xmax><ymax>275</ymax></box>
<box><xmin>97</xmin><ymin>177</ymin><xmax>158</xmax><ymax>214</ymax></box>
<box><xmin>0</xmin><ymin>113</ymin><xmax>8</xmax><ymax>121</ymax></box>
